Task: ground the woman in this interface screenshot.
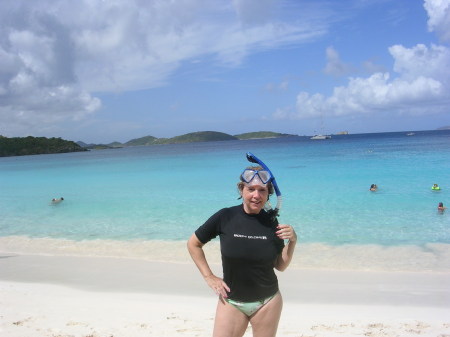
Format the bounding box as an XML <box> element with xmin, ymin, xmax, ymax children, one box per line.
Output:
<box><xmin>187</xmin><ymin>165</ymin><xmax>297</xmax><ymax>337</ymax></box>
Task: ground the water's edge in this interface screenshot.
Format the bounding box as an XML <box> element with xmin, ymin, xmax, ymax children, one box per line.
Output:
<box><xmin>1</xmin><ymin>236</ymin><xmax>449</xmax><ymax>272</ymax></box>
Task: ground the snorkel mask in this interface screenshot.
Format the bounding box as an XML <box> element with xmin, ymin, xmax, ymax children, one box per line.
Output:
<box><xmin>240</xmin><ymin>169</ymin><xmax>272</xmax><ymax>186</ymax></box>
<box><xmin>244</xmin><ymin>152</ymin><xmax>283</xmax><ymax>221</ymax></box>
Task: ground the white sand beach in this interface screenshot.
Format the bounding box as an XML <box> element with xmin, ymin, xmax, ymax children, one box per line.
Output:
<box><xmin>1</xmin><ymin>250</ymin><xmax>449</xmax><ymax>337</ymax></box>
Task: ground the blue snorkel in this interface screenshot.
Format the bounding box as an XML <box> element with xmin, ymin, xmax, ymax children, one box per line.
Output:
<box><xmin>246</xmin><ymin>152</ymin><xmax>282</xmax><ymax>220</ymax></box>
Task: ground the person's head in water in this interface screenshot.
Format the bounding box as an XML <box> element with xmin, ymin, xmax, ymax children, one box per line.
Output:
<box><xmin>51</xmin><ymin>197</ymin><xmax>64</xmax><ymax>204</ymax></box>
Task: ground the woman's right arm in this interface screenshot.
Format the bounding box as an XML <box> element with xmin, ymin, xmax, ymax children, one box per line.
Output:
<box><xmin>187</xmin><ymin>234</ymin><xmax>230</xmax><ymax>298</ymax></box>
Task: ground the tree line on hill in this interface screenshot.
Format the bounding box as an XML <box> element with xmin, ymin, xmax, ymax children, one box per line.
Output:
<box><xmin>78</xmin><ymin>131</ymin><xmax>294</xmax><ymax>149</ymax></box>
<box><xmin>0</xmin><ymin>136</ymin><xmax>87</xmax><ymax>157</ymax></box>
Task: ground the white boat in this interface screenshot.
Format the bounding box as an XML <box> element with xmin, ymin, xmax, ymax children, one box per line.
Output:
<box><xmin>406</xmin><ymin>132</ymin><xmax>415</xmax><ymax>136</ymax></box>
<box><xmin>311</xmin><ymin>116</ymin><xmax>331</xmax><ymax>140</ymax></box>
<box><xmin>311</xmin><ymin>135</ymin><xmax>331</xmax><ymax>140</ymax></box>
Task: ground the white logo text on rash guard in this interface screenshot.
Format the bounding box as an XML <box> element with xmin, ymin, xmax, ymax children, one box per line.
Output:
<box><xmin>234</xmin><ymin>234</ymin><xmax>267</xmax><ymax>240</ymax></box>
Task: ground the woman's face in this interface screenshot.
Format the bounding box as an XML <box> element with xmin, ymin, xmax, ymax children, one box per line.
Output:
<box><xmin>241</xmin><ymin>184</ymin><xmax>269</xmax><ymax>214</ymax></box>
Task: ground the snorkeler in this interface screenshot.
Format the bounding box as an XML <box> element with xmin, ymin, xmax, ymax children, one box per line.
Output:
<box><xmin>51</xmin><ymin>197</ymin><xmax>64</xmax><ymax>204</ymax></box>
<box><xmin>187</xmin><ymin>153</ymin><xmax>297</xmax><ymax>337</ymax></box>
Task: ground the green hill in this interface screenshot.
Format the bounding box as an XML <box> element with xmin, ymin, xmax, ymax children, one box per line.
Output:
<box><xmin>0</xmin><ymin>130</ymin><xmax>295</xmax><ymax>157</ymax></box>
<box><xmin>0</xmin><ymin>136</ymin><xmax>87</xmax><ymax>157</ymax></box>
<box><xmin>110</xmin><ymin>131</ymin><xmax>293</xmax><ymax>147</ymax></box>
<box><xmin>234</xmin><ymin>131</ymin><xmax>293</xmax><ymax>140</ymax></box>
<box><xmin>155</xmin><ymin>131</ymin><xmax>237</xmax><ymax>144</ymax></box>
<box><xmin>107</xmin><ymin>141</ymin><xmax>124</xmax><ymax>148</ymax></box>
<box><xmin>125</xmin><ymin>135</ymin><xmax>158</xmax><ymax>146</ymax></box>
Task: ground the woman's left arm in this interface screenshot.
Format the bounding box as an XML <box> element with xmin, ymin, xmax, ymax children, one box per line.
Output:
<box><xmin>274</xmin><ymin>224</ymin><xmax>297</xmax><ymax>271</ymax></box>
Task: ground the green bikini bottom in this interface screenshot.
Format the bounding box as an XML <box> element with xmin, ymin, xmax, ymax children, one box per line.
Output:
<box><xmin>225</xmin><ymin>293</ymin><xmax>277</xmax><ymax>317</ymax></box>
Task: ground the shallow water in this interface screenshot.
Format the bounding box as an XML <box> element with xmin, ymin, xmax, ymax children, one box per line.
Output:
<box><xmin>1</xmin><ymin>130</ymin><xmax>450</xmax><ymax>270</ymax></box>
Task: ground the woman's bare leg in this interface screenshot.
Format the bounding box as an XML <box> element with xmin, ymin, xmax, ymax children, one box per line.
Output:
<box><xmin>213</xmin><ymin>298</ymin><xmax>249</xmax><ymax>337</ymax></box>
<box><xmin>249</xmin><ymin>292</ymin><xmax>283</xmax><ymax>337</ymax></box>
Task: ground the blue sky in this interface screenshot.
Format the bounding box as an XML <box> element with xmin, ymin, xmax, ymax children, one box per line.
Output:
<box><xmin>1</xmin><ymin>0</ymin><xmax>449</xmax><ymax>143</ymax></box>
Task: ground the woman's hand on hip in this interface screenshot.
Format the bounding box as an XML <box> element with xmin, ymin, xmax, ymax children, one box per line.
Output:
<box><xmin>204</xmin><ymin>274</ymin><xmax>230</xmax><ymax>298</ymax></box>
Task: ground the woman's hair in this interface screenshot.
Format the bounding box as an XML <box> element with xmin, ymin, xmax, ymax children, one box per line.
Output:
<box><xmin>439</xmin><ymin>202</ymin><xmax>444</xmax><ymax>207</ymax></box>
<box><xmin>237</xmin><ymin>165</ymin><xmax>274</xmax><ymax>196</ymax></box>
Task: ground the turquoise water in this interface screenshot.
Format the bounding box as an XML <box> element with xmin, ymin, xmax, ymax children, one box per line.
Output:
<box><xmin>1</xmin><ymin>130</ymin><xmax>449</xmax><ymax>247</ymax></box>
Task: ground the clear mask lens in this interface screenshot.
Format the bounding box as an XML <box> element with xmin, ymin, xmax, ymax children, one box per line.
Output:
<box><xmin>241</xmin><ymin>169</ymin><xmax>271</xmax><ymax>184</ymax></box>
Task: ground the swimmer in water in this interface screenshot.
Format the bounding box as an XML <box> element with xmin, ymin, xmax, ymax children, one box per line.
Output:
<box><xmin>51</xmin><ymin>197</ymin><xmax>64</xmax><ymax>204</ymax></box>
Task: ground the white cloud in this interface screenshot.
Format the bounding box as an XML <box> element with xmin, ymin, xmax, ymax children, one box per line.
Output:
<box><xmin>424</xmin><ymin>0</ymin><xmax>450</xmax><ymax>42</ymax></box>
<box><xmin>283</xmin><ymin>46</ymin><xmax>449</xmax><ymax>119</ymax></box>
<box><xmin>0</xmin><ymin>0</ymin><xmax>327</xmax><ymax>137</ymax></box>
<box><xmin>276</xmin><ymin>1</ymin><xmax>450</xmax><ymax>121</ymax></box>
<box><xmin>390</xmin><ymin>43</ymin><xmax>450</xmax><ymax>85</ymax></box>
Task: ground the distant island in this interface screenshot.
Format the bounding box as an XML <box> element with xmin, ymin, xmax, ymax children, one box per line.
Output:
<box><xmin>0</xmin><ymin>131</ymin><xmax>293</xmax><ymax>157</ymax></box>
<box><xmin>77</xmin><ymin>131</ymin><xmax>294</xmax><ymax>149</ymax></box>
<box><xmin>2</xmin><ymin>128</ymin><xmax>449</xmax><ymax>157</ymax></box>
<box><xmin>0</xmin><ymin>136</ymin><xmax>87</xmax><ymax>157</ymax></box>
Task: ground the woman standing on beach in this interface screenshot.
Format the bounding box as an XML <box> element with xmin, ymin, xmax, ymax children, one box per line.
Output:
<box><xmin>187</xmin><ymin>164</ymin><xmax>297</xmax><ymax>337</ymax></box>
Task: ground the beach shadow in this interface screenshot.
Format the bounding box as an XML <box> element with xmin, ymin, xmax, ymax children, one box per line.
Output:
<box><xmin>0</xmin><ymin>255</ymin><xmax>19</xmax><ymax>259</ymax></box>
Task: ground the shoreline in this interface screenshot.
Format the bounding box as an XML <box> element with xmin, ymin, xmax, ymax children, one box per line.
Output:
<box><xmin>1</xmin><ymin>253</ymin><xmax>450</xmax><ymax>336</ymax></box>
<box><xmin>1</xmin><ymin>235</ymin><xmax>450</xmax><ymax>272</ymax></box>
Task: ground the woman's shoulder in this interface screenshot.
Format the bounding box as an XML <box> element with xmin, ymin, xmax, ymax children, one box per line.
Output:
<box><xmin>217</xmin><ymin>204</ymin><xmax>241</xmax><ymax>212</ymax></box>
<box><xmin>208</xmin><ymin>205</ymin><xmax>241</xmax><ymax>219</ymax></box>
<box><xmin>215</xmin><ymin>205</ymin><xmax>242</xmax><ymax>217</ymax></box>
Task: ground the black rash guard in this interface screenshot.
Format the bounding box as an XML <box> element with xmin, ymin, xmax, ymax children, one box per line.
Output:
<box><xmin>195</xmin><ymin>205</ymin><xmax>285</xmax><ymax>302</ymax></box>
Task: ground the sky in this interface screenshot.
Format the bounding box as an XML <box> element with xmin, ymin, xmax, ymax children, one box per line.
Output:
<box><xmin>0</xmin><ymin>0</ymin><xmax>449</xmax><ymax>144</ymax></box>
